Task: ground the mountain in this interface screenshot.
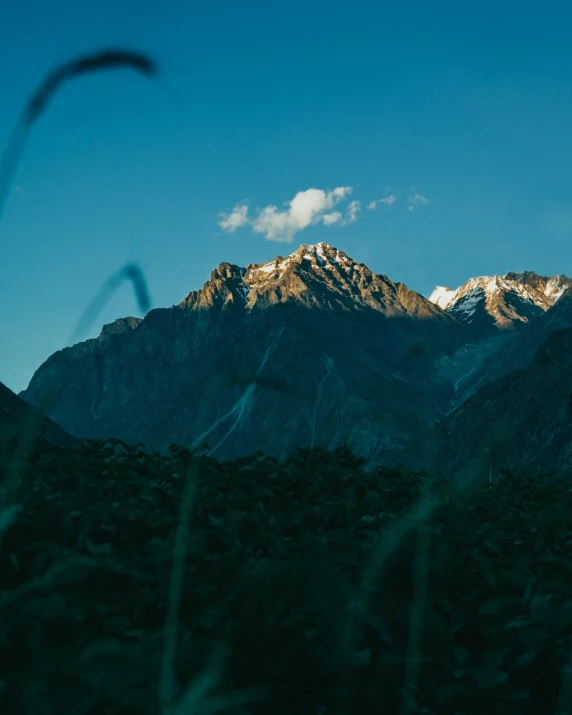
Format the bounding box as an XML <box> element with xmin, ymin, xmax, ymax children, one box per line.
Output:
<box><xmin>428</xmin><ymin>273</ymin><xmax>561</xmax><ymax>330</ymax></box>
<box><xmin>428</xmin><ymin>271</ymin><xmax>572</xmax><ymax>411</ymax></box>
<box><xmin>0</xmin><ymin>380</ymin><xmax>75</xmax><ymax>474</ymax></box>
<box><xmin>20</xmin><ymin>242</ymin><xmax>468</xmax><ymax>464</ymax></box>
<box><xmin>421</xmin><ymin>326</ymin><xmax>572</xmax><ymax>479</ymax></box>
<box><xmin>442</xmin><ymin>286</ymin><xmax>572</xmax><ymax>407</ymax></box>
<box><xmin>19</xmin><ymin>244</ymin><xmax>572</xmax><ymax>473</ymax></box>
<box><xmin>504</xmin><ymin>270</ymin><xmax>572</xmax><ymax>301</ymax></box>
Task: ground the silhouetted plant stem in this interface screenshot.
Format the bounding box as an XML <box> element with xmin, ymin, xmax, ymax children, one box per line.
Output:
<box><xmin>160</xmin><ymin>457</ymin><xmax>197</xmax><ymax>712</ymax></box>
<box><xmin>400</xmin><ymin>486</ymin><xmax>432</xmax><ymax>715</ymax></box>
<box><xmin>0</xmin><ymin>123</ymin><xmax>29</xmax><ymax>223</ymax></box>
<box><xmin>0</xmin><ymin>48</ymin><xmax>156</xmax><ymax>227</ymax></box>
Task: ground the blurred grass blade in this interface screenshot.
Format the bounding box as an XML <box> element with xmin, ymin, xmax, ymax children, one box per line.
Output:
<box><xmin>0</xmin><ymin>124</ymin><xmax>30</xmax><ymax>224</ymax></box>
<box><xmin>399</xmin><ymin>486</ymin><xmax>433</xmax><ymax>715</ymax></box>
<box><xmin>69</xmin><ymin>271</ymin><xmax>123</xmax><ymax>343</ymax></box>
<box><xmin>6</xmin><ymin>261</ymin><xmax>150</xmax><ymax>506</ymax></box>
<box><xmin>160</xmin><ymin>458</ymin><xmax>197</xmax><ymax>712</ymax></box>
<box><xmin>0</xmin><ymin>47</ymin><xmax>157</xmax><ymax>224</ymax></box>
<box><xmin>23</xmin><ymin>49</ymin><xmax>157</xmax><ymax>126</ymax></box>
<box><xmin>70</xmin><ymin>262</ymin><xmax>151</xmax><ymax>343</ymax></box>
<box><xmin>121</xmin><ymin>263</ymin><xmax>151</xmax><ymax>313</ymax></box>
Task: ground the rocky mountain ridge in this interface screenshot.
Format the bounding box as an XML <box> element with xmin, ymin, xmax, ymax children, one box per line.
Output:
<box><xmin>19</xmin><ymin>243</ymin><xmax>468</xmax><ymax>463</ymax></box>
<box><xmin>429</xmin><ymin>271</ymin><xmax>572</xmax><ymax>330</ymax></box>
<box><xmin>181</xmin><ymin>242</ymin><xmax>461</xmax><ymax>321</ymax></box>
<box><xmin>17</xmin><ymin>243</ymin><xmax>572</xmax><ymax>473</ymax></box>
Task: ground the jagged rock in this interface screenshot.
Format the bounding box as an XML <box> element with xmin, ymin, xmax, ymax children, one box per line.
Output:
<box><xmin>428</xmin><ymin>272</ymin><xmax>566</xmax><ymax>331</ymax></box>
<box><xmin>98</xmin><ymin>317</ymin><xmax>142</xmax><ymax>341</ymax></box>
<box><xmin>20</xmin><ymin>243</ymin><xmax>466</xmax><ymax>463</ymax></box>
<box><xmin>18</xmin><ymin>244</ymin><xmax>572</xmax><ymax>474</ymax></box>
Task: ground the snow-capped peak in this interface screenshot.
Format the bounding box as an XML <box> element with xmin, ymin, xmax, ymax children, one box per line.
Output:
<box><xmin>545</xmin><ymin>275</ymin><xmax>571</xmax><ymax>301</ymax></box>
<box><xmin>429</xmin><ymin>273</ymin><xmax>557</xmax><ymax>328</ymax></box>
<box><xmin>178</xmin><ymin>241</ymin><xmax>447</xmax><ymax>321</ymax></box>
<box><xmin>503</xmin><ymin>270</ymin><xmax>572</xmax><ymax>301</ymax></box>
<box><xmin>243</xmin><ymin>242</ymin><xmax>358</xmax><ymax>287</ymax></box>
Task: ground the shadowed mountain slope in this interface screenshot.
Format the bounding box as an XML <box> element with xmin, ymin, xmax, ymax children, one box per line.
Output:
<box><xmin>20</xmin><ymin>243</ymin><xmax>468</xmax><ymax>463</ymax></box>
<box><xmin>0</xmin><ymin>380</ymin><xmax>75</xmax><ymax>474</ymax></box>
<box><xmin>419</xmin><ymin>327</ymin><xmax>572</xmax><ymax>479</ymax></box>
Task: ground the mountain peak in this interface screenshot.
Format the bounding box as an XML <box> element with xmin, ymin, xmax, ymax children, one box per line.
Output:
<box><xmin>177</xmin><ymin>241</ymin><xmax>453</xmax><ymax>323</ymax></box>
<box><xmin>428</xmin><ymin>286</ymin><xmax>455</xmax><ymax>309</ymax></box>
<box><xmin>504</xmin><ymin>270</ymin><xmax>572</xmax><ymax>301</ymax></box>
<box><xmin>98</xmin><ymin>317</ymin><xmax>143</xmax><ymax>341</ymax></box>
<box><xmin>429</xmin><ymin>273</ymin><xmax>556</xmax><ymax>329</ymax></box>
<box><xmin>243</xmin><ymin>242</ymin><xmax>357</xmax><ymax>283</ymax></box>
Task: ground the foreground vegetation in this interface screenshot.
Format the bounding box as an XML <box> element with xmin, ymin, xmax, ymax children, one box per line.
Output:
<box><xmin>1</xmin><ymin>439</ymin><xmax>572</xmax><ymax>714</ymax></box>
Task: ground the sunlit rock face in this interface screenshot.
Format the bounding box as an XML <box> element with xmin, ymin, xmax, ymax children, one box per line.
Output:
<box><xmin>428</xmin><ymin>271</ymin><xmax>570</xmax><ymax>331</ymax></box>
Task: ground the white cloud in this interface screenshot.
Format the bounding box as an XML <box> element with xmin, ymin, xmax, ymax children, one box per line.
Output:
<box><xmin>346</xmin><ymin>200</ymin><xmax>361</xmax><ymax>224</ymax></box>
<box><xmin>367</xmin><ymin>194</ymin><xmax>397</xmax><ymax>210</ymax></box>
<box><xmin>219</xmin><ymin>186</ymin><xmax>356</xmax><ymax>242</ymax></box>
<box><xmin>323</xmin><ymin>211</ymin><xmax>343</xmax><ymax>226</ymax></box>
<box><xmin>218</xmin><ymin>203</ymin><xmax>249</xmax><ymax>232</ymax></box>
<box><xmin>321</xmin><ymin>199</ymin><xmax>360</xmax><ymax>227</ymax></box>
<box><xmin>330</xmin><ymin>186</ymin><xmax>353</xmax><ymax>202</ymax></box>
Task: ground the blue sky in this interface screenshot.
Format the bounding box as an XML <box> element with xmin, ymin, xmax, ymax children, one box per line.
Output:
<box><xmin>2</xmin><ymin>0</ymin><xmax>572</xmax><ymax>392</ymax></box>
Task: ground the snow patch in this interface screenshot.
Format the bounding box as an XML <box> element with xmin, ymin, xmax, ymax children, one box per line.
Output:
<box><xmin>259</xmin><ymin>263</ymin><xmax>279</xmax><ymax>274</ymax></box>
<box><xmin>545</xmin><ymin>275</ymin><xmax>570</xmax><ymax>301</ymax></box>
<box><xmin>429</xmin><ymin>286</ymin><xmax>457</xmax><ymax>309</ymax></box>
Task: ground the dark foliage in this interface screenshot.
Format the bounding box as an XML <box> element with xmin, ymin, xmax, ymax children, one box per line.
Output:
<box><xmin>1</xmin><ymin>440</ymin><xmax>572</xmax><ymax>714</ymax></box>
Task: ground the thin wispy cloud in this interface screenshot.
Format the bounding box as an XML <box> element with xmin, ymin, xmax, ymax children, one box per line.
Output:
<box><xmin>218</xmin><ymin>186</ymin><xmax>356</xmax><ymax>242</ymax></box>
<box><xmin>367</xmin><ymin>194</ymin><xmax>397</xmax><ymax>210</ymax></box>
<box><xmin>407</xmin><ymin>193</ymin><xmax>431</xmax><ymax>213</ymax></box>
<box><xmin>346</xmin><ymin>200</ymin><xmax>361</xmax><ymax>224</ymax></box>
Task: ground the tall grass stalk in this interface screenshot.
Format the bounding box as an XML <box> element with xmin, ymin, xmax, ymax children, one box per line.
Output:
<box><xmin>399</xmin><ymin>484</ymin><xmax>433</xmax><ymax>715</ymax></box>
<box><xmin>0</xmin><ymin>48</ymin><xmax>156</xmax><ymax>224</ymax></box>
<box><xmin>359</xmin><ymin>459</ymin><xmax>481</xmax><ymax>598</ymax></box>
<box><xmin>340</xmin><ymin>460</ymin><xmax>484</xmax><ymax>711</ymax></box>
<box><xmin>160</xmin><ymin>456</ymin><xmax>197</xmax><ymax>712</ymax></box>
<box><xmin>69</xmin><ymin>262</ymin><xmax>151</xmax><ymax>343</ymax></box>
<box><xmin>1</xmin><ymin>47</ymin><xmax>156</xmax><ymax>502</ymax></box>
<box><xmin>4</xmin><ymin>262</ymin><xmax>150</xmax><ymax>509</ymax></box>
